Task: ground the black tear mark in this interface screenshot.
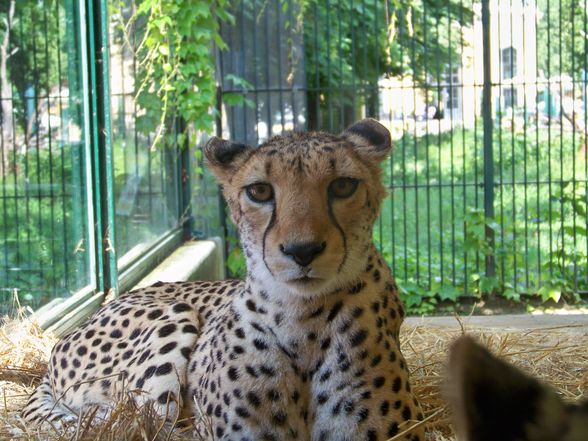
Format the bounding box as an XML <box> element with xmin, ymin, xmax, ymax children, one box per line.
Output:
<box><xmin>327</xmin><ymin>194</ymin><xmax>347</xmax><ymax>273</ymax></box>
<box><xmin>262</xmin><ymin>204</ymin><xmax>277</xmax><ymax>277</ymax></box>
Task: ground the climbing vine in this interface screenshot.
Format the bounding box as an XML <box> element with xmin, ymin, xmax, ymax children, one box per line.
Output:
<box><xmin>110</xmin><ymin>0</ymin><xmax>233</xmax><ymax>149</ymax></box>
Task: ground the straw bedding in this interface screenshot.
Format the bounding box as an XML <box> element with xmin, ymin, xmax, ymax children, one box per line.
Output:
<box><xmin>0</xmin><ymin>312</ymin><xmax>585</xmax><ymax>441</ymax></box>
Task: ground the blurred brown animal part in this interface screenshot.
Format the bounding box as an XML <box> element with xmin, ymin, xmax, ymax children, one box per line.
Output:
<box><xmin>447</xmin><ymin>335</ymin><xmax>588</xmax><ymax>441</ymax></box>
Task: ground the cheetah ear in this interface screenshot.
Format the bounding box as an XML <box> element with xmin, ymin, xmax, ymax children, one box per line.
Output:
<box><xmin>341</xmin><ymin>118</ymin><xmax>391</xmax><ymax>161</ymax></box>
<box><xmin>204</xmin><ymin>137</ymin><xmax>254</xmax><ymax>182</ymax></box>
<box><xmin>447</xmin><ymin>336</ymin><xmax>566</xmax><ymax>441</ymax></box>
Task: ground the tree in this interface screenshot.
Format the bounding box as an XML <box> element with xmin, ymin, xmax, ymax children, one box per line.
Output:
<box><xmin>0</xmin><ymin>0</ymin><xmax>15</xmax><ymax>176</ymax></box>
<box><xmin>537</xmin><ymin>0</ymin><xmax>587</xmax><ymax>81</ymax></box>
<box><xmin>536</xmin><ymin>0</ymin><xmax>587</xmax><ymax>150</ymax></box>
<box><xmin>302</xmin><ymin>0</ymin><xmax>473</xmax><ymax>130</ymax></box>
<box><xmin>0</xmin><ymin>0</ymin><xmax>64</xmax><ymax>175</ymax></box>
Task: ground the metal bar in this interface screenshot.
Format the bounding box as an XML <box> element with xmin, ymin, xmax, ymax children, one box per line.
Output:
<box><xmin>239</xmin><ymin>0</ymin><xmax>247</xmax><ymax>141</ymax></box>
<box><xmin>423</xmin><ymin>0</ymin><xmax>433</xmax><ymax>289</ymax></box>
<box><xmin>535</xmin><ymin>0</ymin><xmax>542</xmax><ymax>289</ymax></box>
<box><xmin>287</xmin><ymin>0</ymin><xmax>298</xmax><ymax>131</ymax></box>
<box><xmin>522</xmin><ymin>0</ymin><xmax>530</xmax><ymax>291</ymax></box>
<box><xmin>460</xmin><ymin>0</ymin><xmax>469</xmax><ymax>295</ymax></box>
<box><xmin>509</xmin><ymin>0</ymin><xmax>516</xmax><ymax>292</ymax></box>
<box><xmin>55</xmin><ymin>0</ymin><xmax>70</xmax><ymax>294</ymax></box>
<box><xmin>32</xmin><ymin>7</ymin><xmax>43</xmax><ymax>293</ymax></box>
<box><xmin>558</xmin><ymin>0</ymin><xmax>565</xmax><ymax>280</ymax></box>
<box><xmin>400</xmin><ymin>1</ymin><xmax>408</xmax><ymax>281</ymax></box>
<box><xmin>42</xmin><ymin>3</ymin><xmax>58</xmax><ymax>297</ymax></box>
<box><xmin>87</xmin><ymin>0</ymin><xmax>118</xmax><ymax>295</ymax></box>
<box><xmin>570</xmin><ymin>0</ymin><xmax>577</xmax><ymax>290</ymax></box>
<box><xmin>584</xmin><ymin>0</ymin><xmax>588</xmax><ymax>289</ymax></box>
<box><xmin>434</xmin><ymin>3</ymin><xmax>444</xmax><ymax>286</ymax></box>
<box><xmin>326</xmin><ymin>0</ymin><xmax>333</xmax><ymax>130</ymax></box>
<box><xmin>78</xmin><ymin>0</ymin><xmax>99</xmax><ymax>295</ymax></box>
<box><xmin>264</xmin><ymin>3</ymin><xmax>273</xmax><ymax>137</ymax></box>
<box><xmin>482</xmin><ymin>0</ymin><xmax>496</xmax><ymax>286</ymax></box>
<box><xmin>215</xmin><ymin>81</ymin><xmax>228</xmax><ymax>266</ymax></box>
<box><xmin>496</xmin><ymin>0</ymin><xmax>505</xmax><ymax>289</ymax></box>
<box><xmin>447</xmin><ymin>0</ymin><xmax>457</xmax><ymax>286</ymax></box>
<box><xmin>312</xmin><ymin>1</ymin><xmax>320</xmax><ymax>131</ymax></box>
<box><xmin>275</xmin><ymin>0</ymin><xmax>285</xmax><ymax>133</ymax></box>
<box><xmin>546</xmin><ymin>0</ymin><xmax>554</xmax><ymax>278</ymax></box>
<box><xmin>410</xmin><ymin>3</ymin><xmax>420</xmax><ymax>285</ymax></box>
<box><xmin>472</xmin><ymin>0</ymin><xmax>481</xmax><ymax>277</ymax></box>
<box><xmin>17</xmin><ymin>6</ymin><xmax>29</xmax><ymax>295</ymax></box>
<box><xmin>251</xmin><ymin>0</ymin><xmax>261</xmax><ymax>144</ymax></box>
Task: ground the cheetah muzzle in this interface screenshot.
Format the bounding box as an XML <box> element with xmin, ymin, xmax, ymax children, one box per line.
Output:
<box><xmin>22</xmin><ymin>119</ymin><xmax>425</xmax><ymax>441</ymax></box>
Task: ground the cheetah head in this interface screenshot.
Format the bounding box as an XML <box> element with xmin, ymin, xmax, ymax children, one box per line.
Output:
<box><xmin>204</xmin><ymin>119</ymin><xmax>391</xmax><ymax>300</ymax></box>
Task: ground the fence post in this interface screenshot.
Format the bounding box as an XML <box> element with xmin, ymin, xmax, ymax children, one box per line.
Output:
<box><xmin>87</xmin><ymin>0</ymin><xmax>118</xmax><ymax>297</ymax></box>
<box><xmin>215</xmin><ymin>82</ymin><xmax>229</xmax><ymax>269</ymax></box>
<box><xmin>481</xmin><ymin>0</ymin><xmax>496</xmax><ymax>291</ymax></box>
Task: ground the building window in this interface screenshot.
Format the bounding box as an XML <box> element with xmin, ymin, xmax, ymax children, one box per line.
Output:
<box><xmin>446</xmin><ymin>67</ymin><xmax>461</xmax><ymax>110</ymax></box>
<box><xmin>502</xmin><ymin>47</ymin><xmax>517</xmax><ymax>79</ymax></box>
<box><xmin>504</xmin><ymin>87</ymin><xmax>518</xmax><ymax>108</ymax></box>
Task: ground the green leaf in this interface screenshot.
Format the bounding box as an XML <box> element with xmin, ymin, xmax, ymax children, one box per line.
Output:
<box><xmin>502</xmin><ymin>288</ymin><xmax>520</xmax><ymax>302</ymax></box>
<box><xmin>538</xmin><ymin>286</ymin><xmax>562</xmax><ymax>303</ymax></box>
<box><xmin>224</xmin><ymin>74</ymin><xmax>254</xmax><ymax>91</ymax></box>
<box><xmin>437</xmin><ymin>285</ymin><xmax>460</xmax><ymax>302</ymax></box>
<box><xmin>223</xmin><ymin>93</ymin><xmax>247</xmax><ymax>106</ymax></box>
<box><xmin>479</xmin><ymin>276</ymin><xmax>500</xmax><ymax>294</ymax></box>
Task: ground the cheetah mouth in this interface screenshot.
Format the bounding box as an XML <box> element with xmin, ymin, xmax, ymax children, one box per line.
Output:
<box><xmin>288</xmin><ymin>275</ymin><xmax>322</xmax><ymax>285</ymax></box>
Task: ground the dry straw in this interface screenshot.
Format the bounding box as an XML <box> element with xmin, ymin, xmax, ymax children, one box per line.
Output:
<box><xmin>0</xmin><ymin>310</ymin><xmax>585</xmax><ymax>441</ymax></box>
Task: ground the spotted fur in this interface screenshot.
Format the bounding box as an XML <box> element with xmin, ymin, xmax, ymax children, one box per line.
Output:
<box><xmin>23</xmin><ymin>119</ymin><xmax>424</xmax><ymax>441</ymax></box>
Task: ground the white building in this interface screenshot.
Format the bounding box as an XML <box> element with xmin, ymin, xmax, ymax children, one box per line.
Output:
<box><xmin>379</xmin><ymin>0</ymin><xmax>539</xmax><ymax>133</ymax></box>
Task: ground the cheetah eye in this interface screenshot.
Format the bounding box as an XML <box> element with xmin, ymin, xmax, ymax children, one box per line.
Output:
<box><xmin>329</xmin><ymin>177</ymin><xmax>359</xmax><ymax>199</ymax></box>
<box><xmin>245</xmin><ymin>183</ymin><xmax>274</xmax><ymax>203</ymax></box>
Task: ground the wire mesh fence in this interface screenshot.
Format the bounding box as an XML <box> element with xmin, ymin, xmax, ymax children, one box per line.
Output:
<box><xmin>0</xmin><ymin>0</ymin><xmax>93</xmax><ymax>310</ymax></box>
<box><xmin>219</xmin><ymin>0</ymin><xmax>588</xmax><ymax>307</ymax></box>
<box><xmin>1</xmin><ymin>0</ymin><xmax>586</xmax><ymax>310</ymax></box>
<box><xmin>0</xmin><ymin>0</ymin><xmax>189</xmax><ymax>310</ymax></box>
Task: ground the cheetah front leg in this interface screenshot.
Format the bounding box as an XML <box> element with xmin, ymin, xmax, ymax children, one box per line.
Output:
<box><xmin>121</xmin><ymin>300</ymin><xmax>201</xmax><ymax>421</ymax></box>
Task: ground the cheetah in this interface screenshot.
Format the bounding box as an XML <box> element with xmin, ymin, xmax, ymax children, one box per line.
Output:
<box><xmin>22</xmin><ymin>118</ymin><xmax>425</xmax><ymax>441</ymax></box>
<box><xmin>448</xmin><ymin>336</ymin><xmax>588</xmax><ymax>441</ymax></box>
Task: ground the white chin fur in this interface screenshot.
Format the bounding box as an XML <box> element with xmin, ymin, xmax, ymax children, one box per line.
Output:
<box><xmin>249</xmin><ymin>251</ymin><xmax>365</xmax><ymax>301</ymax></box>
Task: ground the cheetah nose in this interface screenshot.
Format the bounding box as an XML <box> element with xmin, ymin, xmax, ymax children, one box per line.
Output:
<box><xmin>280</xmin><ymin>241</ymin><xmax>326</xmax><ymax>267</ymax></box>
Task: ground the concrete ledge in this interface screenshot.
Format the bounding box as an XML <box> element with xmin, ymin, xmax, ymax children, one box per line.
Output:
<box><xmin>405</xmin><ymin>313</ymin><xmax>588</xmax><ymax>333</ymax></box>
<box><xmin>133</xmin><ymin>237</ymin><xmax>225</xmax><ymax>290</ymax></box>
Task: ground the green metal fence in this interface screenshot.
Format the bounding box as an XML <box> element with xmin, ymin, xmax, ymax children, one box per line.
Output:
<box><xmin>0</xmin><ymin>0</ymin><xmax>94</xmax><ymax>311</ymax></box>
<box><xmin>1</xmin><ymin>0</ymin><xmax>586</xmax><ymax>312</ymax></box>
<box><xmin>219</xmin><ymin>0</ymin><xmax>588</xmax><ymax>306</ymax></box>
<box><xmin>0</xmin><ymin>0</ymin><xmax>192</xmax><ymax>313</ymax></box>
